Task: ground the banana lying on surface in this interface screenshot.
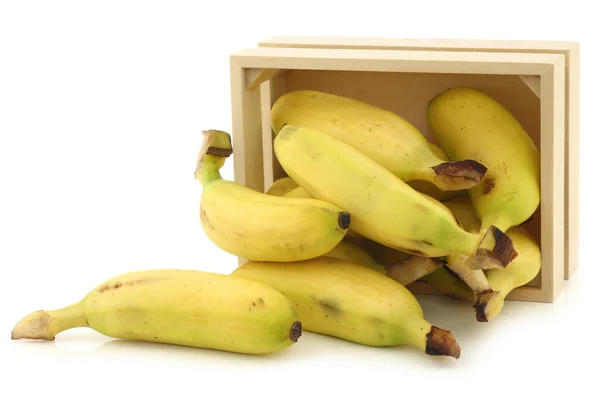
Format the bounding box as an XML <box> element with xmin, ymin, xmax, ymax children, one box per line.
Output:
<box><xmin>271</xmin><ymin>90</ymin><xmax>487</xmax><ymax>191</ymax></box>
<box><xmin>274</xmin><ymin>125</ymin><xmax>516</xmax><ymax>268</ymax></box>
<box><xmin>428</xmin><ymin>87</ymin><xmax>540</xmax><ymax>269</ymax></box>
<box><xmin>421</xmin><ymin>201</ymin><xmax>542</xmax><ymax>321</ymax></box>
<box><xmin>12</xmin><ymin>270</ymin><xmax>302</xmax><ymax>355</ymax></box>
<box><xmin>195</xmin><ymin>130</ymin><xmax>350</xmax><ymax>262</ymax></box>
<box><xmin>231</xmin><ymin>257</ymin><xmax>461</xmax><ymax>359</ymax></box>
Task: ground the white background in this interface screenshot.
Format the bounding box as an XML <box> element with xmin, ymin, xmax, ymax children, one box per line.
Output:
<box><xmin>0</xmin><ymin>1</ymin><xmax>596</xmax><ymax>398</ymax></box>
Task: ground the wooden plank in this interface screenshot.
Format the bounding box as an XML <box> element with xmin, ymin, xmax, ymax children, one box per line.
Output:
<box><xmin>232</xmin><ymin>47</ymin><xmax>558</xmax><ymax>76</ymax></box>
<box><xmin>519</xmin><ymin>75</ymin><xmax>541</xmax><ymax>98</ymax></box>
<box><xmin>566</xmin><ymin>43</ymin><xmax>580</xmax><ymax>279</ymax></box>
<box><xmin>245</xmin><ymin>68</ymin><xmax>286</xmax><ymax>91</ymax></box>
<box><xmin>539</xmin><ymin>58</ymin><xmax>566</xmax><ymax>301</ymax></box>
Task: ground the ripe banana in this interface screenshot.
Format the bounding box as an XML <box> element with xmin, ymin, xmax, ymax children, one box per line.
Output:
<box><xmin>422</xmin><ymin>201</ymin><xmax>542</xmax><ymax>321</ymax></box>
<box><xmin>195</xmin><ymin>130</ymin><xmax>350</xmax><ymax>262</ymax></box>
<box><xmin>324</xmin><ymin>239</ymin><xmax>385</xmax><ymax>273</ymax></box>
<box><xmin>11</xmin><ymin>269</ymin><xmax>302</xmax><ymax>355</ymax></box>
<box><xmin>428</xmin><ymin>87</ymin><xmax>540</xmax><ymax>268</ymax></box>
<box><xmin>274</xmin><ymin>125</ymin><xmax>516</xmax><ymax>268</ymax></box>
<box><xmin>266</xmin><ymin>176</ymin><xmax>298</xmax><ymax>196</ymax></box>
<box><xmin>231</xmin><ymin>257</ymin><xmax>461</xmax><ymax>358</ymax></box>
<box><xmin>271</xmin><ymin>90</ymin><xmax>487</xmax><ymax>191</ymax></box>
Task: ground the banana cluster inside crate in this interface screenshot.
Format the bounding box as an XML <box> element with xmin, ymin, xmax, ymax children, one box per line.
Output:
<box><xmin>229</xmin><ymin>37</ymin><xmax>580</xmax><ymax>303</ymax></box>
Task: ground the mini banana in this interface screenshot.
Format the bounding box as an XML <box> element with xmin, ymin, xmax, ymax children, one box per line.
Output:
<box><xmin>428</xmin><ymin>87</ymin><xmax>540</xmax><ymax>269</ymax></box>
<box><xmin>266</xmin><ymin>176</ymin><xmax>298</xmax><ymax>196</ymax></box>
<box><xmin>274</xmin><ymin>125</ymin><xmax>516</xmax><ymax>268</ymax></box>
<box><xmin>421</xmin><ymin>201</ymin><xmax>542</xmax><ymax>321</ymax></box>
<box><xmin>195</xmin><ymin>130</ymin><xmax>350</xmax><ymax>262</ymax></box>
<box><xmin>11</xmin><ymin>269</ymin><xmax>302</xmax><ymax>355</ymax></box>
<box><xmin>271</xmin><ymin>90</ymin><xmax>487</xmax><ymax>191</ymax></box>
<box><xmin>231</xmin><ymin>257</ymin><xmax>461</xmax><ymax>358</ymax></box>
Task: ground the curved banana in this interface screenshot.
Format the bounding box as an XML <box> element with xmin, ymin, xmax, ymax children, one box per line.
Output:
<box><xmin>12</xmin><ymin>269</ymin><xmax>302</xmax><ymax>355</ymax></box>
<box><xmin>195</xmin><ymin>130</ymin><xmax>350</xmax><ymax>262</ymax></box>
<box><xmin>232</xmin><ymin>257</ymin><xmax>461</xmax><ymax>358</ymax></box>
<box><xmin>271</xmin><ymin>90</ymin><xmax>487</xmax><ymax>191</ymax></box>
<box><xmin>266</xmin><ymin>176</ymin><xmax>298</xmax><ymax>196</ymax></box>
<box><xmin>274</xmin><ymin>125</ymin><xmax>515</xmax><ymax>267</ymax></box>
<box><xmin>423</xmin><ymin>200</ymin><xmax>542</xmax><ymax>321</ymax></box>
<box><xmin>428</xmin><ymin>87</ymin><xmax>540</xmax><ymax>262</ymax></box>
<box><xmin>324</xmin><ymin>239</ymin><xmax>385</xmax><ymax>273</ymax></box>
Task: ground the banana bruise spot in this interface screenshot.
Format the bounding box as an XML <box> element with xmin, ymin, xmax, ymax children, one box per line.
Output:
<box><xmin>432</xmin><ymin>159</ymin><xmax>488</xmax><ymax>191</ymax></box>
<box><xmin>98</xmin><ymin>279</ymin><xmax>150</xmax><ymax>293</ymax></box>
<box><xmin>290</xmin><ymin>321</ymin><xmax>302</xmax><ymax>342</ymax></box>
<box><xmin>473</xmin><ymin>289</ymin><xmax>502</xmax><ymax>322</ymax></box>
<box><xmin>425</xmin><ymin>326</ymin><xmax>461</xmax><ymax>359</ymax></box>
<box><xmin>338</xmin><ymin>212</ymin><xmax>351</xmax><ymax>230</ymax></box>
<box><xmin>315</xmin><ymin>297</ymin><xmax>343</xmax><ymax>318</ymax></box>
<box><xmin>482</xmin><ymin>177</ymin><xmax>495</xmax><ymax>195</ymax></box>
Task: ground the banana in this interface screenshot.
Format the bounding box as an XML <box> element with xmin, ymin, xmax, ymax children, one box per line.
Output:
<box><xmin>195</xmin><ymin>130</ymin><xmax>350</xmax><ymax>262</ymax></box>
<box><xmin>428</xmin><ymin>87</ymin><xmax>540</xmax><ymax>269</ymax></box>
<box><xmin>421</xmin><ymin>267</ymin><xmax>473</xmax><ymax>301</ymax></box>
<box><xmin>231</xmin><ymin>257</ymin><xmax>461</xmax><ymax>358</ymax></box>
<box><xmin>324</xmin><ymin>239</ymin><xmax>385</xmax><ymax>273</ymax></box>
<box><xmin>11</xmin><ymin>269</ymin><xmax>302</xmax><ymax>355</ymax></box>
<box><xmin>422</xmin><ymin>200</ymin><xmax>542</xmax><ymax>321</ymax></box>
<box><xmin>271</xmin><ymin>90</ymin><xmax>487</xmax><ymax>191</ymax></box>
<box><xmin>274</xmin><ymin>125</ymin><xmax>516</xmax><ymax>267</ymax></box>
<box><xmin>266</xmin><ymin>176</ymin><xmax>298</xmax><ymax>196</ymax></box>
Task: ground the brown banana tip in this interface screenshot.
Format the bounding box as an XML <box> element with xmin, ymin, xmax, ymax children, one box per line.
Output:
<box><xmin>290</xmin><ymin>321</ymin><xmax>302</xmax><ymax>343</ymax></box>
<box><xmin>425</xmin><ymin>326</ymin><xmax>461</xmax><ymax>359</ymax></box>
<box><xmin>338</xmin><ymin>212</ymin><xmax>351</xmax><ymax>230</ymax></box>
<box><xmin>432</xmin><ymin>160</ymin><xmax>488</xmax><ymax>190</ymax></box>
<box><xmin>473</xmin><ymin>290</ymin><xmax>504</xmax><ymax>322</ymax></box>
<box><xmin>489</xmin><ymin>225</ymin><xmax>518</xmax><ymax>267</ymax></box>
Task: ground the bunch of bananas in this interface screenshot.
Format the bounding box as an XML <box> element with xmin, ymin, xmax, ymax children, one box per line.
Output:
<box><xmin>12</xmin><ymin>87</ymin><xmax>541</xmax><ymax>361</ymax></box>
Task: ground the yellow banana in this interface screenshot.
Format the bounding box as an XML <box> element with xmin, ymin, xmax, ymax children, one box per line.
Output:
<box><xmin>421</xmin><ymin>267</ymin><xmax>473</xmax><ymax>301</ymax></box>
<box><xmin>266</xmin><ymin>176</ymin><xmax>298</xmax><ymax>196</ymax></box>
<box><xmin>271</xmin><ymin>90</ymin><xmax>487</xmax><ymax>191</ymax></box>
<box><xmin>231</xmin><ymin>257</ymin><xmax>461</xmax><ymax>358</ymax></box>
<box><xmin>428</xmin><ymin>87</ymin><xmax>540</xmax><ymax>266</ymax></box>
<box><xmin>324</xmin><ymin>239</ymin><xmax>385</xmax><ymax>273</ymax></box>
<box><xmin>274</xmin><ymin>125</ymin><xmax>516</xmax><ymax>268</ymax></box>
<box><xmin>195</xmin><ymin>130</ymin><xmax>350</xmax><ymax>262</ymax></box>
<box><xmin>422</xmin><ymin>200</ymin><xmax>542</xmax><ymax>321</ymax></box>
<box><xmin>11</xmin><ymin>269</ymin><xmax>302</xmax><ymax>355</ymax></box>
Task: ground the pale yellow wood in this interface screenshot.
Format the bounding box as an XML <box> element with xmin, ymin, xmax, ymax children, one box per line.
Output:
<box><xmin>230</xmin><ymin>45</ymin><xmax>568</xmax><ymax>302</ymax></box>
<box><xmin>232</xmin><ymin>47</ymin><xmax>556</xmax><ymax>76</ymax></box>
<box><xmin>566</xmin><ymin>44</ymin><xmax>580</xmax><ymax>279</ymax></box>
<box><xmin>245</xmin><ymin>68</ymin><xmax>286</xmax><ymax>91</ymax></box>
<box><xmin>519</xmin><ymin>75</ymin><xmax>541</xmax><ymax>98</ymax></box>
<box><xmin>539</xmin><ymin>59</ymin><xmax>566</xmax><ymax>301</ymax></box>
<box><xmin>259</xmin><ymin>36</ymin><xmax>580</xmax><ymax>281</ymax></box>
<box><xmin>230</xmin><ymin>59</ymin><xmax>264</xmax><ymax>191</ymax></box>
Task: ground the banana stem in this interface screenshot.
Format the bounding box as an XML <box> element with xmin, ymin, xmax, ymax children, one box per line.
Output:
<box><xmin>11</xmin><ymin>302</ymin><xmax>88</xmax><ymax>341</ymax></box>
<box><xmin>196</xmin><ymin>156</ymin><xmax>224</xmax><ymax>186</ymax></box>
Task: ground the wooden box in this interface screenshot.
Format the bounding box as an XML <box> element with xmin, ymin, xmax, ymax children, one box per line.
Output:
<box><xmin>229</xmin><ymin>37</ymin><xmax>580</xmax><ymax>303</ymax></box>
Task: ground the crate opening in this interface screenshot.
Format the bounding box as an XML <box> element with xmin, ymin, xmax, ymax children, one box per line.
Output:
<box><xmin>262</xmin><ymin>69</ymin><xmax>542</xmax><ymax>292</ymax></box>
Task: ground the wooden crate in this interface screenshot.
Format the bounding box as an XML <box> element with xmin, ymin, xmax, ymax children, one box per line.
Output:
<box><xmin>258</xmin><ymin>37</ymin><xmax>580</xmax><ymax>283</ymax></box>
<box><xmin>230</xmin><ymin>37</ymin><xmax>575</xmax><ymax>303</ymax></box>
